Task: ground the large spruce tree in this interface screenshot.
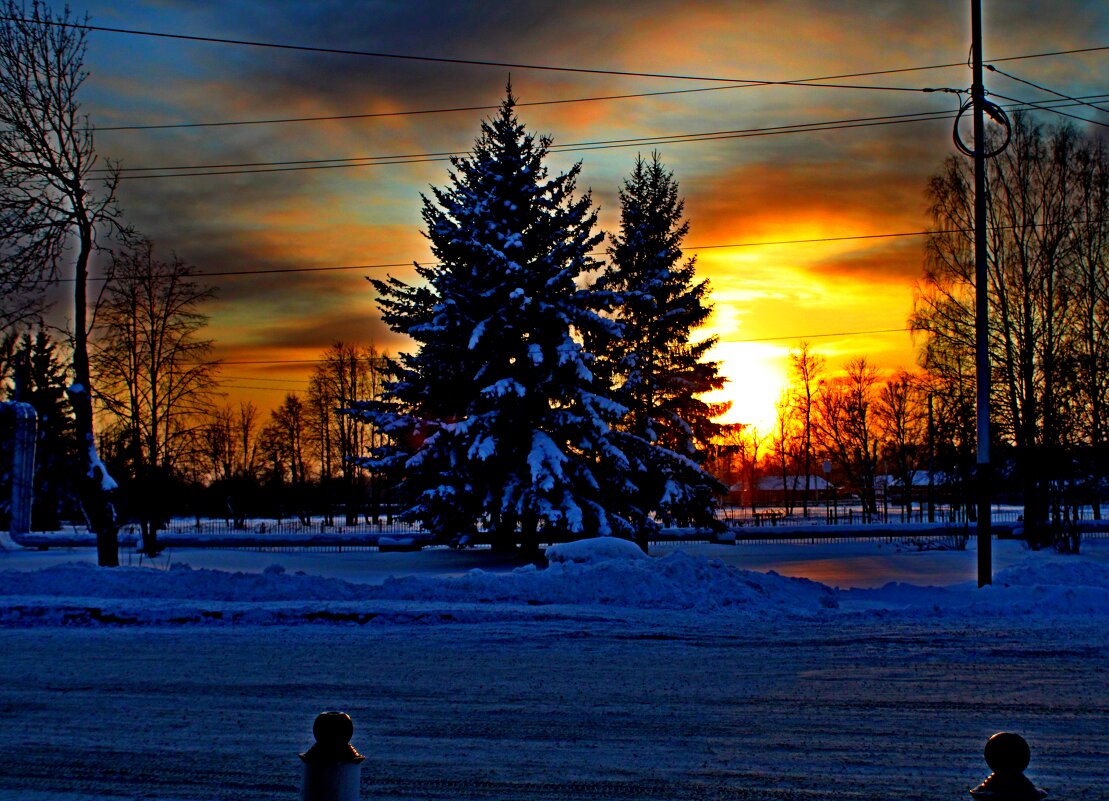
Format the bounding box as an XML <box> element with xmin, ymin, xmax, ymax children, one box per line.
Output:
<box><xmin>353</xmin><ymin>90</ymin><xmax>643</xmax><ymax>549</ymax></box>
<box><xmin>598</xmin><ymin>153</ymin><xmax>727</xmax><ymax>534</ymax></box>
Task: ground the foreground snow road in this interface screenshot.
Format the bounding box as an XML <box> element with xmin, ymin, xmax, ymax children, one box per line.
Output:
<box><xmin>0</xmin><ymin>615</ymin><xmax>1104</xmax><ymax>801</ymax></box>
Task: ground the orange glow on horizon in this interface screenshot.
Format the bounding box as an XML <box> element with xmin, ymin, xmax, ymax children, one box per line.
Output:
<box><xmin>705</xmin><ymin>340</ymin><xmax>789</xmax><ymax>434</ymax></box>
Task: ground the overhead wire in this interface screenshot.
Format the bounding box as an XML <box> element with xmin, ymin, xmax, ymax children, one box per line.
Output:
<box><xmin>221</xmin><ymin>374</ymin><xmax>315</xmax><ymax>383</ymax></box>
<box><xmin>218</xmin><ymin>383</ymin><xmax>309</xmax><ymax>392</ymax></box>
<box><xmin>201</xmin><ymin>325</ymin><xmax>916</xmax><ymax>372</ymax></box>
<box><xmin>93</xmin><ymin>82</ymin><xmax>942</xmax><ymax>133</ymax></box>
<box><xmin>0</xmin><ymin>14</ymin><xmax>945</xmax><ymax>91</ymax></box>
<box><xmin>104</xmin><ymin>95</ymin><xmax>1109</xmax><ymax>180</ymax></box>
<box><xmin>721</xmin><ymin>327</ymin><xmax>910</xmax><ymax>343</ymax></box>
<box><xmin>989</xmin><ymin>92</ymin><xmax>1109</xmax><ymax>128</ymax></box>
<box><xmin>105</xmin><ymin>108</ymin><xmax>962</xmax><ymax>174</ymax></box>
<box><xmin>87</xmin><ymin>46</ymin><xmax>1109</xmax><ymax>133</ymax></box>
<box><xmin>986</xmin><ymin>64</ymin><xmax>1109</xmax><ymax>114</ymax></box>
<box><xmin>95</xmin><ymin>86</ymin><xmax>752</xmax><ymax>132</ymax></box>
<box><xmin>39</xmin><ymin>217</ymin><xmax>1102</xmax><ymax>285</ymax></box>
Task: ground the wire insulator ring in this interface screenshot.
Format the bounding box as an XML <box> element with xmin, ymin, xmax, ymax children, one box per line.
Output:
<box><xmin>953</xmin><ymin>96</ymin><xmax>1012</xmax><ymax>158</ymax></box>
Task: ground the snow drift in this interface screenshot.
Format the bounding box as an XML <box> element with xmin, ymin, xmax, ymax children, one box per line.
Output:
<box><xmin>0</xmin><ymin>537</ymin><xmax>1104</xmax><ymax>626</ymax></box>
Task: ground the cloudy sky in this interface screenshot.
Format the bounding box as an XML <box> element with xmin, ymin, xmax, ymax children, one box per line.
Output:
<box><xmin>47</xmin><ymin>0</ymin><xmax>1109</xmax><ymax>428</ymax></box>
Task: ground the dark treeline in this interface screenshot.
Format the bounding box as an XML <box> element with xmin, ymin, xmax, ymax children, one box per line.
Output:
<box><xmin>713</xmin><ymin>117</ymin><xmax>1107</xmax><ymax>553</ymax></box>
<box><xmin>708</xmin><ymin>350</ymin><xmax>968</xmax><ymax>530</ymax></box>
<box><xmin>913</xmin><ymin>116</ymin><xmax>1107</xmax><ymax>550</ymax></box>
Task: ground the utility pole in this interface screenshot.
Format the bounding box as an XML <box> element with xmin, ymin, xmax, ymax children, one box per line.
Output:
<box><xmin>971</xmin><ymin>0</ymin><xmax>992</xmax><ymax>587</ymax></box>
<box><xmin>927</xmin><ymin>392</ymin><xmax>935</xmax><ymax>524</ymax></box>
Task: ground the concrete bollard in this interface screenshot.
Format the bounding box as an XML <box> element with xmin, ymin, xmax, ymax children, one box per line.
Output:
<box><xmin>300</xmin><ymin>711</ymin><xmax>365</xmax><ymax>801</ymax></box>
<box><xmin>969</xmin><ymin>732</ymin><xmax>1047</xmax><ymax>800</ymax></box>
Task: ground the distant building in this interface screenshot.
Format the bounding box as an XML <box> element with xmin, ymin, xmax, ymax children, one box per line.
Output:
<box><xmin>755</xmin><ymin>475</ymin><xmax>832</xmax><ymax>494</ymax></box>
<box><xmin>727</xmin><ymin>475</ymin><xmax>832</xmax><ymax>507</ymax></box>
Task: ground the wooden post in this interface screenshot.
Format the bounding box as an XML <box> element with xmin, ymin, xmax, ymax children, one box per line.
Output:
<box><xmin>971</xmin><ymin>0</ymin><xmax>992</xmax><ymax>587</ymax></box>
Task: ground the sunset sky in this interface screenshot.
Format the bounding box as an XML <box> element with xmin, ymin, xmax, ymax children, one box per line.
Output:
<box><xmin>51</xmin><ymin>0</ymin><xmax>1109</xmax><ymax>430</ymax></box>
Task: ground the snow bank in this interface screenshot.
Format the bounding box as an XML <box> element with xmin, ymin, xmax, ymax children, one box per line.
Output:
<box><xmin>839</xmin><ymin>559</ymin><xmax>1109</xmax><ymax>618</ymax></box>
<box><xmin>378</xmin><ymin>550</ymin><xmax>836</xmax><ymax>612</ymax></box>
<box><xmin>0</xmin><ymin>549</ymin><xmax>835</xmax><ymax>625</ymax></box>
<box><xmin>0</xmin><ymin>548</ymin><xmax>1104</xmax><ymax>627</ymax></box>
<box><xmin>545</xmin><ymin>536</ymin><xmax>648</xmax><ymax>564</ymax></box>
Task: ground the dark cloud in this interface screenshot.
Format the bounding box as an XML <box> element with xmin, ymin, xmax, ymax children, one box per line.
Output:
<box><xmin>49</xmin><ymin>0</ymin><xmax>1106</xmax><ymax>409</ymax></box>
<box><xmin>215</xmin><ymin>308</ymin><xmax>405</xmax><ymax>355</ymax></box>
<box><xmin>806</xmin><ymin>239</ymin><xmax>926</xmax><ymax>283</ymax></box>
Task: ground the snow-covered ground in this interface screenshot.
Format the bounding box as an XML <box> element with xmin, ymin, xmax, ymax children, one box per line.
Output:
<box><xmin>0</xmin><ymin>537</ymin><xmax>1105</xmax><ymax>800</ymax></box>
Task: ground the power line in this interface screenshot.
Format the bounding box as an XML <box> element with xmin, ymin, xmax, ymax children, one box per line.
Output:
<box><xmin>93</xmin><ymin>81</ymin><xmax>944</xmax><ymax>133</ymax></box>
<box><xmin>721</xmin><ymin>327</ymin><xmax>910</xmax><ymax>343</ymax></box>
<box><xmin>108</xmin><ymin>95</ymin><xmax>1109</xmax><ymax>180</ymax></box>
<box><xmin>218</xmin><ymin>383</ymin><xmax>306</xmax><ymax>392</ymax></box>
<box><xmin>219</xmin><ymin>329</ymin><xmax>914</xmax><ymax>379</ymax></box>
<box><xmin>986</xmin><ymin>64</ymin><xmax>1109</xmax><ymax>114</ymax></box>
<box><xmin>116</xmin><ymin>154</ymin><xmax>450</xmax><ymax>179</ymax></box>
<box><xmin>690</xmin><ymin>217</ymin><xmax>1107</xmax><ymax>253</ymax></box>
<box><xmin>221</xmin><ymin>374</ymin><xmax>312</xmax><ymax>383</ymax></box>
<box><xmin>0</xmin><ymin>14</ymin><xmax>940</xmax><ymax>91</ymax></box>
<box><xmin>44</xmin><ymin>232</ymin><xmax>944</xmax><ymax>283</ymax></box>
<box><xmin>991</xmin><ymin>44</ymin><xmax>1109</xmax><ymax>63</ymax></box>
<box><xmin>217</xmin><ymin>358</ymin><xmax>330</xmax><ymax>365</ymax></box>
<box><xmin>96</xmin><ymin>86</ymin><xmax>751</xmax><ymax>132</ymax></box>
<box><xmin>207</xmin><ymin>327</ymin><xmax>914</xmax><ymax>368</ymax></box>
<box><xmin>87</xmin><ymin>46</ymin><xmax>1109</xmax><ymax>133</ymax></box>
<box><xmin>193</xmin><ymin>261</ymin><xmax>413</xmax><ymax>277</ymax></box>
<box><xmin>689</xmin><ymin>230</ymin><xmax>940</xmax><ymax>250</ymax></box>
<box><xmin>44</xmin><ymin>217</ymin><xmax>1102</xmax><ymax>284</ymax></box>
<box><xmin>109</xmin><ymin>113</ymin><xmax>965</xmax><ymax>179</ymax></box>
<box><xmin>990</xmin><ymin>91</ymin><xmax>1109</xmax><ymax>128</ymax></box>
<box><xmin>109</xmin><ymin>108</ymin><xmax>959</xmax><ymax>173</ymax></box>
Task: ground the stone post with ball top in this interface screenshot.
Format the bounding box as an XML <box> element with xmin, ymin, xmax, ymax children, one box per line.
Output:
<box><xmin>300</xmin><ymin>711</ymin><xmax>364</xmax><ymax>801</ymax></box>
<box><xmin>969</xmin><ymin>732</ymin><xmax>1046</xmax><ymax>800</ymax></box>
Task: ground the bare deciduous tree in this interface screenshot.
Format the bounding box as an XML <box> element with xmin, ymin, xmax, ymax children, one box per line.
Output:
<box><xmin>261</xmin><ymin>392</ymin><xmax>312</xmax><ymax>524</ymax></box>
<box><xmin>789</xmin><ymin>341</ymin><xmax>824</xmax><ymax>516</ymax></box>
<box><xmin>0</xmin><ymin>1</ymin><xmax>124</xmax><ymax>564</ymax></box>
<box><xmin>814</xmin><ymin>357</ymin><xmax>882</xmax><ymax>520</ymax></box>
<box><xmin>308</xmin><ymin>342</ymin><xmax>382</xmax><ymax>525</ymax></box>
<box><xmin>913</xmin><ymin>116</ymin><xmax>1109</xmax><ymax>546</ymax></box>
<box><xmin>770</xmin><ymin>390</ymin><xmax>798</xmax><ymax>516</ymax></box>
<box><xmin>92</xmin><ymin>238</ymin><xmax>218</xmax><ymax>551</ymax></box>
<box><xmin>876</xmin><ymin>369</ymin><xmax>926</xmax><ymax>522</ymax></box>
<box><xmin>202</xmin><ymin>401</ymin><xmax>260</xmax><ymax>528</ymax></box>
<box><xmin>1071</xmin><ymin>139</ymin><xmax>1109</xmax><ymax>520</ymax></box>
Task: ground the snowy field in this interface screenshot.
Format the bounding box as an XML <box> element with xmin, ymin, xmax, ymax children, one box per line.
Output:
<box><xmin>0</xmin><ymin>538</ymin><xmax>1106</xmax><ymax>800</ymax></box>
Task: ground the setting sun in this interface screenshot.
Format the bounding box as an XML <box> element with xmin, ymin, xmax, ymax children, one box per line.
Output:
<box><xmin>705</xmin><ymin>340</ymin><xmax>789</xmax><ymax>433</ymax></box>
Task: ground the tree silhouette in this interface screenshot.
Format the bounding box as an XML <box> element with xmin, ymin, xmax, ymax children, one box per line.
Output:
<box><xmin>0</xmin><ymin>2</ymin><xmax>125</xmax><ymax>564</ymax></box>
<box><xmin>92</xmin><ymin>238</ymin><xmax>218</xmax><ymax>552</ymax></box>
<box><xmin>599</xmin><ymin>153</ymin><xmax>727</xmax><ymax>537</ymax></box>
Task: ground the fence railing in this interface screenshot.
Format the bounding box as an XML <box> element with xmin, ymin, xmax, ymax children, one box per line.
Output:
<box><xmin>14</xmin><ymin>512</ymin><xmax>1109</xmax><ymax>552</ymax></box>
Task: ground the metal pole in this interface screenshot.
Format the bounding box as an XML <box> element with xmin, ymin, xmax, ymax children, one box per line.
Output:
<box><xmin>927</xmin><ymin>392</ymin><xmax>936</xmax><ymax>524</ymax></box>
<box><xmin>971</xmin><ymin>0</ymin><xmax>992</xmax><ymax>587</ymax></box>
